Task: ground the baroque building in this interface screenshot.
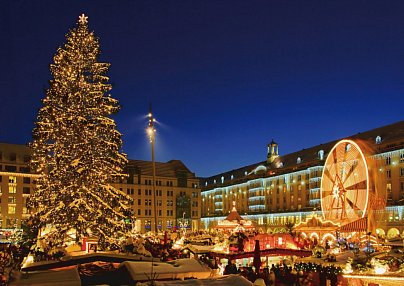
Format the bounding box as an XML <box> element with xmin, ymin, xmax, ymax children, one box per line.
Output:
<box><xmin>0</xmin><ymin>143</ymin><xmax>201</xmax><ymax>233</ymax></box>
<box><xmin>200</xmin><ymin>121</ymin><xmax>404</xmax><ymax>240</ymax></box>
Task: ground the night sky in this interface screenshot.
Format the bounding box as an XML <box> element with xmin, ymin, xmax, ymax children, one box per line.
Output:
<box><xmin>2</xmin><ymin>1</ymin><xmax>404</xmax><ymax>177</ymax></box>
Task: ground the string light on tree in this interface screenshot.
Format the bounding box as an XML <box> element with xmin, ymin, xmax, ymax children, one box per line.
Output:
<box><xmin>27</xmin><ymin>14</ymin><xmax>133</xmax><ymax>249</ymax></box>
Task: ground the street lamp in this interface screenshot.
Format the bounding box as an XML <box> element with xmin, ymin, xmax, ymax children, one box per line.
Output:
<box><xmin>147</xmin><ymin>104</ymin><xmax>158</xmax><ymax>233</ymax></box>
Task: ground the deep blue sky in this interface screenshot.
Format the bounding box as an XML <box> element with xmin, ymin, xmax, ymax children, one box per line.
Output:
<box><xmin>2</xmin><ymin>1</ymin><xmax>404</xmax><ymax>177</ymax></box>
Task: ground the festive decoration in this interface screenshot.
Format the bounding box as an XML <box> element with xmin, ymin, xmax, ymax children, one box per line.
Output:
<box><xmin>27</xmin><ymin>14</ymin><xmax>133</xmax><ymax>249</ymax></box>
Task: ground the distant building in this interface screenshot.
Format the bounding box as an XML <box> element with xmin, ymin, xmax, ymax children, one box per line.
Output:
<box><xmin>0</xmin><ymin>143</ymin><xmax>201</xmax><ymax>232</ymax></box>
<box><xmin>200</xmin><ymin>121</ymin><xmax>404</xmax><ymax>240</ymax></box>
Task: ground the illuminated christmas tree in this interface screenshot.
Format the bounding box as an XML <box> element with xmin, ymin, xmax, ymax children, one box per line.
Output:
<box><xmin>28</xmin><ymin>14</ymin><xmax>132</xmax><ymax>249</ymax></box>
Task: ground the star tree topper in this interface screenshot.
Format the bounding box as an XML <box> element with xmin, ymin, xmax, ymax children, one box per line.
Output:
<box><xmin>79</xmin><ymin>13</ymin><xmax>88</xmax><ymax>24</ymax></box>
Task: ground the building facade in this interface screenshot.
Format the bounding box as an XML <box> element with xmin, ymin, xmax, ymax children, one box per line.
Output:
<box><xmin>0</xmin><ymin>143</ymin><xmax>201</xmax><ymax>233</ymax></box>
<box><xmin>200</xmin><ymin>121</ymin><xmax>404</xmax><ymax>240</ymax></box>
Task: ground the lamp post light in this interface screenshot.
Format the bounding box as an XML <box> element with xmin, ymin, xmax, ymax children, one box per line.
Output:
<box><xmin>147</xmin><ymin>104</ymin><xmax>158</xmax><ymax>233</ymax></box>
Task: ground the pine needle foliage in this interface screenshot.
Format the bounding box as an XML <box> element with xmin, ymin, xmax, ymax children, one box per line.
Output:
<box><xmin>28</xmin><ymin>15</ymin><xmax>133</xmax><ymax>249</ymax></box>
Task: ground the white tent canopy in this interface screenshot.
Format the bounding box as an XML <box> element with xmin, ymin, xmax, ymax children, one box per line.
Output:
<box><xmin>11</xmin><ymin>267</ymin><xmax>81</xmax><ymax>286</ymax></box>
<box><xmin>135</xmin><ymin>274</ymin><xmax>253</xmax><ymax>286</ymax></box>
<box><xmin>120</xmin><ymin>258</ymin><xmax>213</xmax><ymax>282</ymax></box>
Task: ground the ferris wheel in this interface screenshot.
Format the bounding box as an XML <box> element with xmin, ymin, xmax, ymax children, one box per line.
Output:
<box><xmin>320</xmin><ymin>139</ymin><xmax>369</xmax><ymax>223</ymax></box>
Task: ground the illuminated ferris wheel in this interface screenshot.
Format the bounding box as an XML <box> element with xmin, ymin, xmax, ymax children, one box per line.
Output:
<box><xmin>320</xmin><ymin>139</ymin><xmax>369</xmax><ymax>223</ymax></box>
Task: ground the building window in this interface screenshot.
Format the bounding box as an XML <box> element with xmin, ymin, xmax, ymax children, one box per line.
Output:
<box><xmin>8</xmin><ymin>205</ymin><xmax>16</xmax><ymax>214</ymax></box>
<box><xmin>138</xmin><ymin>199</ymin><xmax>141</xmax><ymax>205</ymax></box>
<box><xmin>5</xmin><ymin>165</ymin><xmax>17</xmax><ymax>172</ymax></box>
<box><xmin>138</xmin><ymin>189</ymin><xmax>141</xmax><ymax>195</ymax></box>
<box><xmin>23</xmin><ymin>187</ymin><xmax>30</xmax><ymax>194</ymax></box>
<box><xmin>297</xmin><ymin>157</ymin><xmax>302</xmax><ymax>164</ymax></box>
<box><xmin>8</xmin><ymin>196</ymin><xmax>16</xmax><ymax>204</ymax></box>
<box><xmin>137</xmin><ymin>209</ymin><xmax>141</xmax><ymax>215</ymax></box>
<box><xmin>401</xmin><ymin>153</ymin><xmax>404</xmax><ymax>163</ymax></box>
<box><xmin>318</xmin><ymin>150</ymin><xmax>324</xmax><ymax>160</ymax></box>
<box><xmin>8</xmin><ymin>176</ymin><xmax>17</xmax><ymax>184</ymax></box>
<box><xmin>9</xmin><ymin>186</ymin><xmax>16</xmax><ymax>194</ymax></box>
<box><xmin>386</xmin><ymin>156</ymin><xmax>391</xmax><ymax>165</ymax></box>
<box><xmin>9</xmin><ymin>153</ymin><xmax>16</xmax><ymax>161</ymax></box>
<box><xmin>401</xmin><ymin>168</ymin><xmax>404</xmax><ymax>177</ymax></box>
<box><xmin>375</xmin><ymin>136</ymin><xmax>382</xmax><ymax>144</ymax></box>
<box><xmin>387</xmin><ymin>183</ymin><xmax>392</xmax><ymax>199</ymax></box>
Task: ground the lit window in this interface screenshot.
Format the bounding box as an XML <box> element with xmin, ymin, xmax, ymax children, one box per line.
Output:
<box><xmin>318</xmin><ymin>150</ymin><xmax>324</xmax><ymax>160</ymax></box>
<box><xmin>297</xmin><ymin>157</ymin><xmax>302</xmax><ymax>164</ymax></box>
<box><xmin>9</xmin><ymin>186</ymin><xmax>16</xmax><ymax>194</ymax></box>
<box><xmin>8</xmin><ymin>176</ymin><xmax>16</xmax><ymax>184</ymax></box>
<box><xmin>8</xmin><ymin>205</ymin><xmax>16</xmax><ymax>214</ymax></box>
<box><xmin>375</xmin><ymin>136</ymin><xmax>382</xmax><ymax>144</ymax></box>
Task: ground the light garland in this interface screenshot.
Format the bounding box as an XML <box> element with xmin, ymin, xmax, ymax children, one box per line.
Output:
<box><xmin>27</xmin><ymin>14</ymin><xmax>133</xmax><ymax>249</ymax></box>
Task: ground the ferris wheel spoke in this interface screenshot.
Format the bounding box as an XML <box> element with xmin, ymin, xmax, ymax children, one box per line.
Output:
<box><xmin>345</xmin><ymin>180</ymin><xmax>367</xmax><ymax>191</ymax></box>
<box><xmin>342</xmin><ymin>162</ymin><xmax>358</xmax><ymax>184</ymax></box>
<box><xmin>346</xmin><ymin>188</ymin><xmax>367</xmax><ymax>207</ymax></box>
<box><xmin>322</xmin><ymin>195</ymin><xmax>334</xmax><ymax>208</ymax></box>
<box><xmin>323</xmin><ymin>168</ymin><xmax>335</xmax><ymax>183</ymax></box>
<box><xmin>345</xmin><ymin>196</ymin><xmax>360</xmax><ymax>211</ymax></box>
<box><xmin>332</xmin><ymin>148</ymin><xmax>338</xmax><ymax>174</ymax></box>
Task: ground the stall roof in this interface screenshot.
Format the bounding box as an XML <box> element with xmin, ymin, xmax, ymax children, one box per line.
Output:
<box><xmin>119</xmin><ymin>258</ymin><xmax>212</xmax><ymax>282</ymax></box>
<box><xmin>135</xmin><ymin>274</ymin><xmax>253</xmax><ymax>286</ymax></box>
<box><xmin>12</xmin><ymin>267</ymin><xmax>81</xmax><ymax>286</ymax></box>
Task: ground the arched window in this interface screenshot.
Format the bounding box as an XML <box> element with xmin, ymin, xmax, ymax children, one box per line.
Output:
<box><xmin>376</xmin><ymin>136</ymin><xmax>382</xmax><ymax>144</ymax></box>
<box><xmin>221</xmin><ymin>176</ymin><xmax>224</xmax><ymax>184</ymax></box>
<box><xmin>231</xmin><ymin>175</ymin><xmax>234</xmax><ymax>180</ymax></box>
<box><xmin>297</xmin><ymin>157</ymin><xmax>302</xmax><ymax>164</ymax></box>
<box><xmin>318</xmin><ymin>150</ymin><xmax>324</xmax><ymax>160</ymax></box>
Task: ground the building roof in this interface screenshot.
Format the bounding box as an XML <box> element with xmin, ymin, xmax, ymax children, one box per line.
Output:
<box><xmin>127</xmin><ymin>159</ymin><xmax>196</xmax><ymax>178</ymax></box>
<box><xmin>201</xmin><ymin>120</ymin><xmax>404</xmax><ymax>189</ymax></box>
<box><xmin>225</xmin><ymin>205</ymin><xmax>244</xmax><ymax>222</ymax></box>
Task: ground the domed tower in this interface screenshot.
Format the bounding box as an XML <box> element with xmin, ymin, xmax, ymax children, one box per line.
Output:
<box><xmin>267</xmin><ymin>139</ymin><xmax>279</xmax><ymax>164</ymax></box>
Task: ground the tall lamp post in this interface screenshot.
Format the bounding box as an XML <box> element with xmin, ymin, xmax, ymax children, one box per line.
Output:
<box><xmin>147</xmin><ymin>104</ymin><xmax>158</xmax><ymax>233</ymax></box>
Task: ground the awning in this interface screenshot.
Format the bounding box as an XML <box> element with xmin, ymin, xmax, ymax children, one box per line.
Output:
<box><xmin>339</xmin><ymin>217</ymin><xmax>368</xmax><ymax>233</ymax></box>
